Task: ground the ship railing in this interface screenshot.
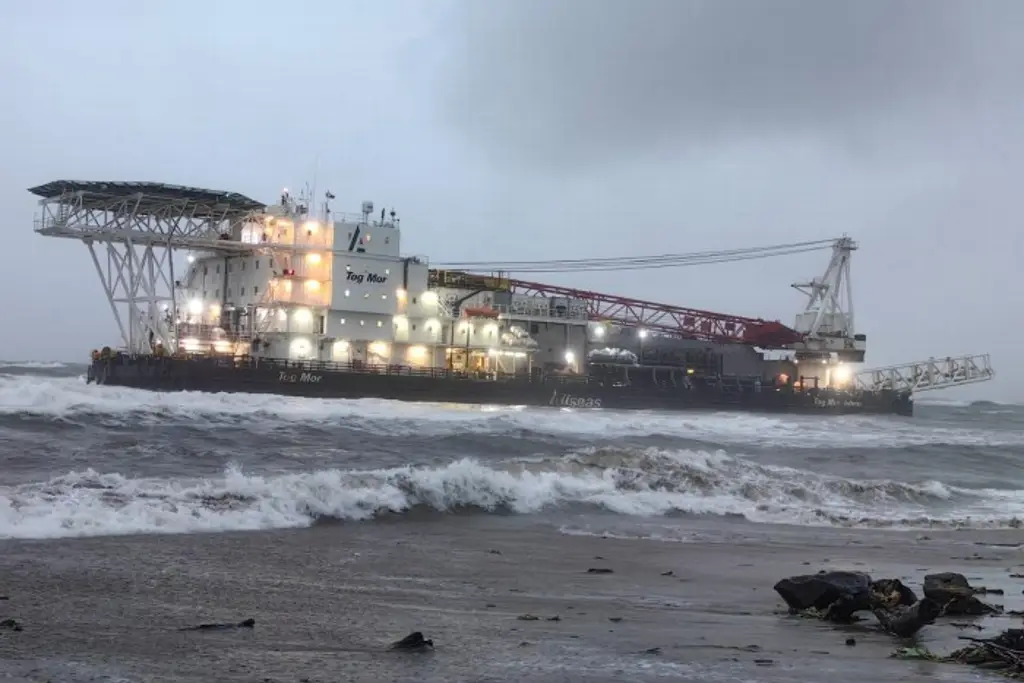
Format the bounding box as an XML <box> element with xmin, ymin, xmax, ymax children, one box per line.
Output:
<box><xmin>174</xmin><ymin>323</ymin><xmax>256</xmax><ymax>343</ymax></box>
<box><xmin>240</xmin><ymin>357</ymin><xmax>602</xmax><ymax>383</ymax></box>
<box><xmin>102</xmin><ymin>351</ymin><xmax>599</xmax><ymax>384</ymax></box>
<box><xmin>266</xmin><ymin>282</ymin><xmax>331</xmax><ymax>307</ymax></box>
<box><xmin>492</xmin><ymin>303</ymin><xmax>589</xmax><ymax>322</ymax></box>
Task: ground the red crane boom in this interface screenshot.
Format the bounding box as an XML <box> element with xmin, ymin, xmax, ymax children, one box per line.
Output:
<box><xmin>507</xmin><ymin>278</ymin><xmax>803</xmax><ymax>348</ymax></box>
<box><xmin>431</xmin><ymin>239</ymin><xmax>839</xmax><ymax>349</ymax></box>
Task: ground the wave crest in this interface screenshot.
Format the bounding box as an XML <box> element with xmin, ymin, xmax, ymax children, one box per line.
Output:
<box><xmin>2</xmin><ymin>448</ymin><xmax>1021</xmax><ymax>540</ymax></box>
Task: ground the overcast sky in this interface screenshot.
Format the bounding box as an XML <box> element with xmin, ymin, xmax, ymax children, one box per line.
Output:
<box><xmin>1</xmin><ymin>0</ymin><xmax>1020</xmax><ymax>400</ymax></box>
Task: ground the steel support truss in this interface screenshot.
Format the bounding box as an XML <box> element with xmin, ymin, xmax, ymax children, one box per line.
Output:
<box><xmin>854</xmin><ymin>353</ymin><xmax>995</xmax><ymax>394</ymax></box>
<box><xmin>508</xmin><ymin>278</ymin><xmax>800</xmax><ymax>346</ymax></box>
<box><xmin>791</xmin><ymin>237</ymin><xmax>855</xmax><ymax>340</ymax></box>
<box><xmin>34</xmin><ymin>189</ymin><xmax>255</xmax><ymax>354</ymax></box>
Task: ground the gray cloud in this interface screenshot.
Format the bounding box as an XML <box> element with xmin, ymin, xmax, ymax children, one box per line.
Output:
<box><xmin>440</xmin><ymin>0</ymin><xmax>1024</xmax><ymax>169</ymax></box>
<box><xmin>0</xmin><ymin>0</ymin><xmax>1019</xmax><ymax>400</ymax></box>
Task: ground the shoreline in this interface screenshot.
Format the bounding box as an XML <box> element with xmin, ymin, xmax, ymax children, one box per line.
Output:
<box><xmin>1</xmin><ymin>517</ymin><xmax>1022</xmax><ymax>682</ymax></box>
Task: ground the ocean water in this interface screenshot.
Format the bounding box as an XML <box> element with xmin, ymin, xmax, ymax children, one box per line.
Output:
<box><xmin>0</xmin><ymin>361</ymin><xmax>1020</xmax><ymax>543</ymax></box>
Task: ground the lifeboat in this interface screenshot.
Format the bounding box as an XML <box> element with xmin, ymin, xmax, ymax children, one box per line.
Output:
<box><xmin>463</xmin><ymin>306</ymin><xmax>500</xmax><ymax>319</ymax></box>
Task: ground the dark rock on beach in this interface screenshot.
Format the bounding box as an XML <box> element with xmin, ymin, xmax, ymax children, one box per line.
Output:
<box><xmin>773</xmin><ymin>571</ymin><xmax>872</xmax><ymax>622</ymax></box>
<box><xmin>390</xmin><ymin>631</ymin><xmax>434</xmax><ymax>652</ymax></box>
<box><xmin>922</xmin><ymin>572</ymin><xmax>1000</xmax><ymax>615</ymax></box>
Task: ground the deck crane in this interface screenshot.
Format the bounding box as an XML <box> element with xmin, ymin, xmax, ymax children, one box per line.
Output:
<box><xmin>436</xmin><ymin>239</ymin><xmax>996</xmax><ymax>395</ymax></box>
<box><xmin>435</xmin><ymin>238</ymin><xmax>862</xmax><ymax>358</ymax></box>
<box><xmin>789</xmin><ymin>236</ymin><xmax>864</xmax><ymax>363</ymax></box>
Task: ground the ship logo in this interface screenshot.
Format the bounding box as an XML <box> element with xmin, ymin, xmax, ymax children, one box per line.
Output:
<box><xmin>549</xmin><ymin>389</ymin><xmax>602</xmax><ymax>409</ymax></box>
<box><xmin>348</xmin><ymin>226</ymin><xmax>367</xmax><ymax>253</ymax></box>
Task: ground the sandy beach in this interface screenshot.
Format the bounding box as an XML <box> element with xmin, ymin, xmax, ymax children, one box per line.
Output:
<box><xmin>1</xmin><ymin>516</ymin><xmax>1022</xmax><ymax>683</ymax></box>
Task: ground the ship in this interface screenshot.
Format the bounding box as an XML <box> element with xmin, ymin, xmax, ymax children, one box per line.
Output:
<box><xmin>30</xmin><ymin>180</ymin><xmax>996</xmax><ymax>416</ymax></box>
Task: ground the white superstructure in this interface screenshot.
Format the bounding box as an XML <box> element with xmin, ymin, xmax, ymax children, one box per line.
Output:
<box><xmin>174</xmin><ymin>188</ymin><xmax>586</xmax><ymax>373</ymax></box>
<box><xmin>173</xmin><ymin>190</ymin><xmax>428</xmax><ymax>367</ymax></box>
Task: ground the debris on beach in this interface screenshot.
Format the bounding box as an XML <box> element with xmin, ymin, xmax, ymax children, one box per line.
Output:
<box><xmin>950</xmin><ymin>630</ymin><xmax>1024</xmax><ymax>673</ymax></box>
<box><xmin>389</xmin><ymin>631</ymin><xmax>434</xmax><ymax>652</ymax></box>
<box><xmin>872</xmin><ymin>597</ymin><xmax>942</xmax><ymax>638</ymax></box>
<box><xmin>0</xmin><ymin>618</ymin><xmax>22</xmax><ymax>632</ymax></box>
<box><xmin>775</xmin><ymin>570</ymin><xmax>1003</xmax><ymax>634</ymax></box>
<box><xmin>178</xmin><ymin>618</ymin><xmax>255</xmax><ymax>632</ymax></box>
<box><xmin>893</xmin><ymin>629</ymin><xmax>1024</xmax><ymax>678</ymax></box>
<box><xmin>776</xmin><ymin>569</ymin><xmax>1019</xmax><ymax>677</ymax></box>
<box><xmin>774</xmin><ymin>571</ymin><xmax>936</xmax><ymax>636</ymax></box>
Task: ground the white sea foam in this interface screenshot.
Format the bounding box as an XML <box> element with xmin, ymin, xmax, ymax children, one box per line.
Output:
<box><xmin>0</xmin><ymin>449</ymin><xmax>1021</xmax><ymax>540</ymax></box>
<box><xmin>0</xmin><ymin>360</ymin><xmax>69</xmax><ymax>369</ymax></box>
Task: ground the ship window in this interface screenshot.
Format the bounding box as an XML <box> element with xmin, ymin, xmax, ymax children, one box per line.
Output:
<box><xmin>227</xmin><ymin>264</ymin><xmax>232</xmax><ymax>273</ymax></box>
<box><xmin>376</xmin><ymin>320</ymin><xmax>383</xmax><ymax>327</ymax></box>
<box><xmin>363</xmin><ymin>293</ymin><xmax>369</xmax><ymax>299</ymax></box>
<box><xmin>344</xmin><ymin>289</ymin><xmax>350</xmax><ymax>297</ymax></box>
<box><xmin>203</xmin><ymin>266</ymin><xmax>208</xmax><ymax>276</ymax></box>
<box><xmin>412</xmin><ymin>297</ymin><xmax>417</xmax><ymax>304</ymax></box>
<box><xmin>385</xmin><ymin>268</ymin><xmax>390</xmax><ymax>275</ymax></box>
<box><xmin>339</xmin><ymin>318</ymin><xmax>346</xmax><ymax>325</ymax></box>
<box><xmin>381</xmin><ymin>294</ymin><xmax>387</xmax><ymax>300</ymax></box>
<box><xmin>360</xmin><ymin>320</ymin><xmax>365</xmax><ymax>326</ymax></box>
<box><xmin>385</xmin><ymin>237</ymin><xmax>390</xmax><ymax>244</ymax></box>
<box><xmin>346</xmin><ymin>264</ymin><xmax>351</xmax><ymax>272</ymax></box>
<box><xmin>411</xmin><ymin>324</ymin><xmax>417</xmax><ymax>331</ymax></box>
<box><xmin>269</xmin><ymin>258</ymin><xmax>275</xmax><ymax>268</ymax></box>
<box><xmin>202</xmin><ymin>290</ymin><xmax>207</xmax><ymax>298</ymax></box>
<box><xmin>255</xmin><ymin>260</ymin><xmax>260</xmax><ymax>269</ymax></box>
<box><xmin>241</xmin><ymin>261</ymin><xmax>246</xmax><ymax>271</ymax></box>
<box><xmin>241</xmin><ymin>287</ymin><xmax>246</xmax><ymax>295</ymax></box>
<box><xmin>215</xmin><ymin>289</ymin><xmax>220</xmax><ymax>297</ymax></box>
<box><xmin>254</xmin><ymin>286</ymin><xmax>259</xmax><ymax>294</ymax></box>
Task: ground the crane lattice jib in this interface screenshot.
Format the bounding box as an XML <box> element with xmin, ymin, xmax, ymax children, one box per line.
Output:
<box><xmin>507</xmin><ymin>278</ymin><xmax>804</xmax><ymax>348</ymax></box>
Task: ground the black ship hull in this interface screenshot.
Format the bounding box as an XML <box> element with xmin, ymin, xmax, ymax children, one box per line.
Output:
<box><xmin>87</xmin><ymin>355</ymin><xmax>914</xmax><ymax>417</ymax></box>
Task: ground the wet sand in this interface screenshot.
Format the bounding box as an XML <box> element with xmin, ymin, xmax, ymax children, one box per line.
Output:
<box><xmin>1</xmin><ymin>517</ymin><xmax>1022</xmax><ymax>683</ymax></box>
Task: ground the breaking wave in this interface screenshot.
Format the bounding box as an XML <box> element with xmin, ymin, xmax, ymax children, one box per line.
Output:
<box><xmin>2</xmin><ymin>448</ymin><xmax>1021</xmax><ymax>540</ymax></box>
<box><xmin>0</xmin><ymin>361</ymin><xmax>69</xmax><ymax>369</ymax></box>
